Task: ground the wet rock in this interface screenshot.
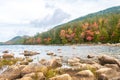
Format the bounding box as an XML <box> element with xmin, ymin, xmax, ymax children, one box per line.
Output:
<box><xmin>71</xmin><ymin>63</ymin><xmax>101</xmax><ymax>71</ymax></box>
<box><xmin>53</xmin><ymin>54</ymin><xmax>57</xmax><ymax>56</ymax></box>
<box><xmin>68</xmin><ymin>58</ymin><xmax>80</xmax><ymax>66</ymax></box>
<box><xmin>96</xmin><ymin>68</ymin><xmax>114</xmax><ymax>75</ymax></box>
<box><xmin>75</xmin><ymin>70</ymin><xmax>95</xmax><ymax>80</ymax></box>
<box><xmin>87</xmin><ymin>54</ymin><xmax>94</xmax><ymax>58</ymax></box>
<box><xmin>105</xmin><ymin>64</ymin><xmax>120</xmax><ymax>71</ymax></box>
<box><xmin>57</xmin><ymin>49</ymin><xmax>61</xmax><ymax>51</ymax></box>
<box><xmin>0</xmin><ymin>78</ymin><xmax>8</xmax><ymax>80</ymax></box>
<box><xmin>21</xmin><ymin>64</ymin><xmax>48</xmax><ymax>76</ymax></box>
<box><xmin>63</xmin><ymin>67</ymin><xmax>81</xmax><ymax>76</ymax></box>
<box><xmin>98</xmin><ymin>74</ymin><xmax>108</xmax><ymax>80</ymax></box>
<box><xmin>47</xmin><ymin>52</ymin><xmax>54</xmax><ymax>55</ymax></box>
<box><xmin>39</xmin><ymin>58</ymin><xmax>62</xmax><ymax>68</ymax></box>
<box><xmin>16</xmin><ymin>77</ymin><xmax>33</xmax><ymax>80</ymax></box>
<box><xmin>2</xmin><ymin>50</ymin><xmax>9</xmax><ymax>53</ymax></box>
<box><xmin>49</xmin><ymin>74</ymin><xmax>72</xmax><ymax>80</ymax></box>
<box><xmin>90</xmin><ymin>63</ymin><xmax>103</xmax><ymax>70</ymax></box>
<box><xmin>39</xmin><ymin>59</ymin><xmax>47</xmax><ymax>65</ymax></box>
<box><xmin>21</xmin><ymin>64</ymin><xmax>36</xmax><ymax>76</ymax></box>
<box><xmin>0</xmin><ymin>66</ymin><xmax>21</xmax><ymax>80</ymax></box>
<box><xmin>80</xmin><ymin>59</ymin><xmax>96</xmax><ymax>64</ymax></box>
<box><xmin>49</xmin><ymin>58</ymin><xmax>62</xmax><ymax>68</ymax></box>
<box><xmin>24</xmin><ymin>72</ymin><xmax>45</xmax><ymax>80</ymax></box>
<box><xmin>96</xmin><ymin>68</ymin><xmax>119</xmax><ymax>79</ymax></box>
<box><xmin>20</xmin><ymin>61</ymin><xmax>29</xmax><ymax>65</ymax></box>
<box><xmin>2</xmin><ymin>53</ymin><xmax>14</xmax><ymax>59</ymax></box>
<box><xmin>26</xmin><ymin>58</ymin><xmax>33</xmax><ymax>62</ymax></box>
<box><xmin>98</xmin><ymin>55</ymin><xmax>120</xmax><ymax>67</ymax></box>
<box><xmin>23</xmin><ymin>50</ymin><xmax>39</xmax><ymax>56</ymax></box>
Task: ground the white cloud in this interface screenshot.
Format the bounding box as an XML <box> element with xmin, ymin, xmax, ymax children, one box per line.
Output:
<box><xmin>31</xmin><ymin>8</ymin><xmax>70</xmax><ymax>27</ymax></box>
<box><xmin>0</xmin><ymin>0</ymin><xmax>120</xmax><ymax>42</ymax></box>
<box><xmin>0</xmin><ymin>26</ymin><xmax>47</xmax><ymax>42</ymax></box>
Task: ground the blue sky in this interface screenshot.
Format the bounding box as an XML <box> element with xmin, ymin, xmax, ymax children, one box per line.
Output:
<box><xmin>0</xmin><ymin>0</ymin><xmax>120</xmax><ymax>42</ymax></box>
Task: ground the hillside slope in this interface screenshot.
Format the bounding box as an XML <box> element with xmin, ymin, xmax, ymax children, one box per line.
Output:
<box><xmin>5</xmin><ymin>36</ymin><xmax>29</xmax><ymax>45</ymax></box>
<box><xmin>24</xmin><ymin>6</ymin><xmax>120</xmax><ymax>44</ymax></box>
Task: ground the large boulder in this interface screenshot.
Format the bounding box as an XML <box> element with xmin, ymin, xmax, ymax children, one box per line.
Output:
<box><xmin>39</xmin><ymin>58</ymin><xmax>62</xmax><ymax>68</ymax></box>
<box><xmin>68</xmin><ymin>58</ymin><xmax>80</xmax><ymax>66</ymax></box>
<box><xmin>0</xmin><ymin>66</ymin><xmax>21</xmax><ymax>80</ymax></box>
<box><xmin>21</xmin><ymin>63</ymin><xmax>47</xmax><ymax>76</ymax></box>
<box><xmin>16</xmin><ymin>77</ymin><xmax>33</xmax><ymax>80</ymax></box>
<box><xmin>49</xmin><ymin>74</ymin><xmax>72</xmax><ymax>80</ymax></box>
<box><xmin>96</xmin><ymin>68</ymin><xmax>115</xmax><ymax>75</ymax></box>
<box><xmin>98</xmin><ymin>55</ymin><xmax>120</xmax><ymax>67</ymax></box>
<box><xmin>39</xmin><ymin>59</ymin><xmax>48</xmax><ymax>65</ymax></box>
<box><xmin>75</xmin><ymin>70</ymin><xmax>95</xmax><ymax>80</ymax></box>
<box><xmin>96</xmin><ymin>68</ymin><xmax>119</xmax><ymax>79</ymax></box>
<box><xmin>62</xmin><ymin>67</ymin><xmax>82</xmax><ymax>76</ymax></box>
<box><xmin>2</xmin><ymin>53</ymin><xmax>14</xmax><ymax>59</ymax></box>
<box><xmin>105</xmin><ymin>64</ymin><xmax>120</xmax><ymax>71</ymax></box>
<box><xmin>24</xmin><ymin>72</ymin><xmax>45</xmax><ymax>80</ymax></box>
<box><xmin>0</xmin><ymin>78</ymin><xmax>9</xmax><ymax>80</ymax></box>
<box><xmin>21</xmin><ymin>64</ymin><xmax>39</xmax><ymax>76</ymax></box>
<box><xmin>98</xmin><ymin>74</ymin><xmax>108</xmax><ymax>80</ymax></box>
<box><xmin>49</xmin><ymin>58</ymin><xmax>62</xmax><ymax>68</ymax></box>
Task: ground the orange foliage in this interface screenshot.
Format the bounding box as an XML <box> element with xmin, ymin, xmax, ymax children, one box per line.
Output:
<box><xmin>36</xmin><ymin>38</ymin><xmax>41</xmax><ymax>43</ymax></box>
<box><xmin>60</xmin><ymin>30</ymin><xmax>66</xmax><ymax>37</ymax></box>
<box><xmin>44</xmin><ymin>37</ymin><xmax>51</xmax><ymax>43</ymax></box>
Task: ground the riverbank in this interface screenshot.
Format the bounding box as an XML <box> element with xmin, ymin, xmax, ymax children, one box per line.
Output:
<box><xmin>1</xmin><ymin>43</ymin><xmax>120</xmax><ymax>47</ymax></box>
<box><xmin>0</xmin><ymin>49</ymin><xmax>120</xmax><ymax>80</ymax></box>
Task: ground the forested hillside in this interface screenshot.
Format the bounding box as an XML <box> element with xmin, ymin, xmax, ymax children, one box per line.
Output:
<box><xmin>23</xmin><ymin>6</ymin><xmax>120</xmax><ymax>45</ymax></box>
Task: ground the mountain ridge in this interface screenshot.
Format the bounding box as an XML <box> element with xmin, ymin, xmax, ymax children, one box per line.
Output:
<box><xmin>4</xmin><ymin>6</ymin><xmax>120</xmax><ymax>45</ymax></box>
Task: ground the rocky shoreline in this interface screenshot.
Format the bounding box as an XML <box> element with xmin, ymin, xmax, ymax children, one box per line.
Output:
<box><xmin>0</xmin><ymin>50</ymin><xmax>120</xmax><ymax>80</ymax></box>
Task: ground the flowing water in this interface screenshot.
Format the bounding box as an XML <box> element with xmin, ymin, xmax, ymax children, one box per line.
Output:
<box><xmin>0</xmin><ymin>45</ymin><xmax>120</xmax><ymax>74</ymax></box>
<box><xmin>0</xmin><ymin>45</ymin><xmax>120</xmax><ymax>61</ymax></box>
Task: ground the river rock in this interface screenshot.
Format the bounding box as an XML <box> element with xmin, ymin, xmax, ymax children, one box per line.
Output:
<box><xmin>2</xmin><ymin>53</ymin><xmax>14</xmax><ymax>59</ymax></box>
<box><xmin>62</xmin><ymin>67</ymin><xmax>83</xmax><ymax>76</ymax></box>
<box><xmin>21</xmin><ymin>63</ymin><xmax>44</xmax><ymax>76</ymax></box>
<box><xmin>105</xmin><ymin>64</ymin><xmax>120</xmax><ymax>71</ymax></box>
<box><xmin>75</xmin><ymin>70</ymin><xmax>95</xmax><ymax>80</ymax></box>
<box><xmin>73</xmin><ymin>63</ymin><xmax>101</xmax><ymax>71</ymax></box>
<box><xmin>26</xmin><ymin>58</ymin><xmax>33</xmax><ymax>62</ymax></box>
<box><xmin>49</xmin><ymin>58</ymin><xmax>62</xmax><ymax>68</ymax></box>
<box><xmin>0</xmin><ymin>78</ymin><xmax>9</xmax><ymax>80</ymax></box>
<box><xmin>2</xmin><ymin>50</ymin><xmax>9</xmax><ymax>53</ymax></box>
<box><xmin>87</xmin><ymin>54</ymin><xmax>94</xmax><ymax>58</ymax></box>
<box><xmin>96</xmin><ymin>68</ymin><xmax>114</xmax><ymax>75</ymax></box>
<box><xmin>23</xmin><ymin>50</ymin><xmax>39</xmax><ymax>56</ymax></box>
<box><xmin>16</xmin><ymin>77</ymin><xmax>33</xmax><ymax>80</ymax></box>
<box><xmin>98</xmin><ymin>74</ymin><xmax>108</xmax><ymax>80</ymax></box>
<box><xmin>47</xmin><ymin>52</ymin><xmax>54</xmax><ymax>55</ymax></box>
<box><xmin>68</xmin><ymin>58</ymin><xmax>80</xmax><ymax>66</ymax></box>
<box><xmin>0</xmin><ymin>66</ymin><xmax>21</xmax><ymax>79</ymax></box>
<box><xmin>96</xmin><ymin>68</ymin><xmax>119</xmax><ymax>79</ymax></box>
<box><xmin>49</xmin><ymin>74</ymin><xmax>72</xmax><ymax>80</ymax></box>
<box><xmin>21</xmin><ymin>64</ymin><xmax>38</xmax><ymax>75</ymax></box>
<box><xmin>39</xmin><ymin>59</ymin><xmax>48</xmax><ymax>65</ymax></box>
<box><xmin>57</xmin><ymin>49</ymin><xmax>61</xmax><ymax>51</ymax></box>
<box><xmin>98</xmin><ymin>55</ymin><xmax>120</xmax><ymax>67</ymax></box>
<box><xmin>23</xmin><ymin>72</ymin><xmax>45</xmax><ymax>80</ymax></box>
<box><xmin>20</xmin><ymin>61</ymin><xmax>29</xmax><ymax>65</ymax></box>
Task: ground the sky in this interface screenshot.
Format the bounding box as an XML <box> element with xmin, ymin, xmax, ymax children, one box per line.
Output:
<box><xmin>0</xmin><ymin>0</ymin><xmax>120</xmax><ymax>42</ymax></box>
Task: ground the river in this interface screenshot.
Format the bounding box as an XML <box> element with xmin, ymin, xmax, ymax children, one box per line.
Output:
<box><xmin>0</xmin><ymin>45</ymin><xmax>120</xmax><ymax>62</ymax></box>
